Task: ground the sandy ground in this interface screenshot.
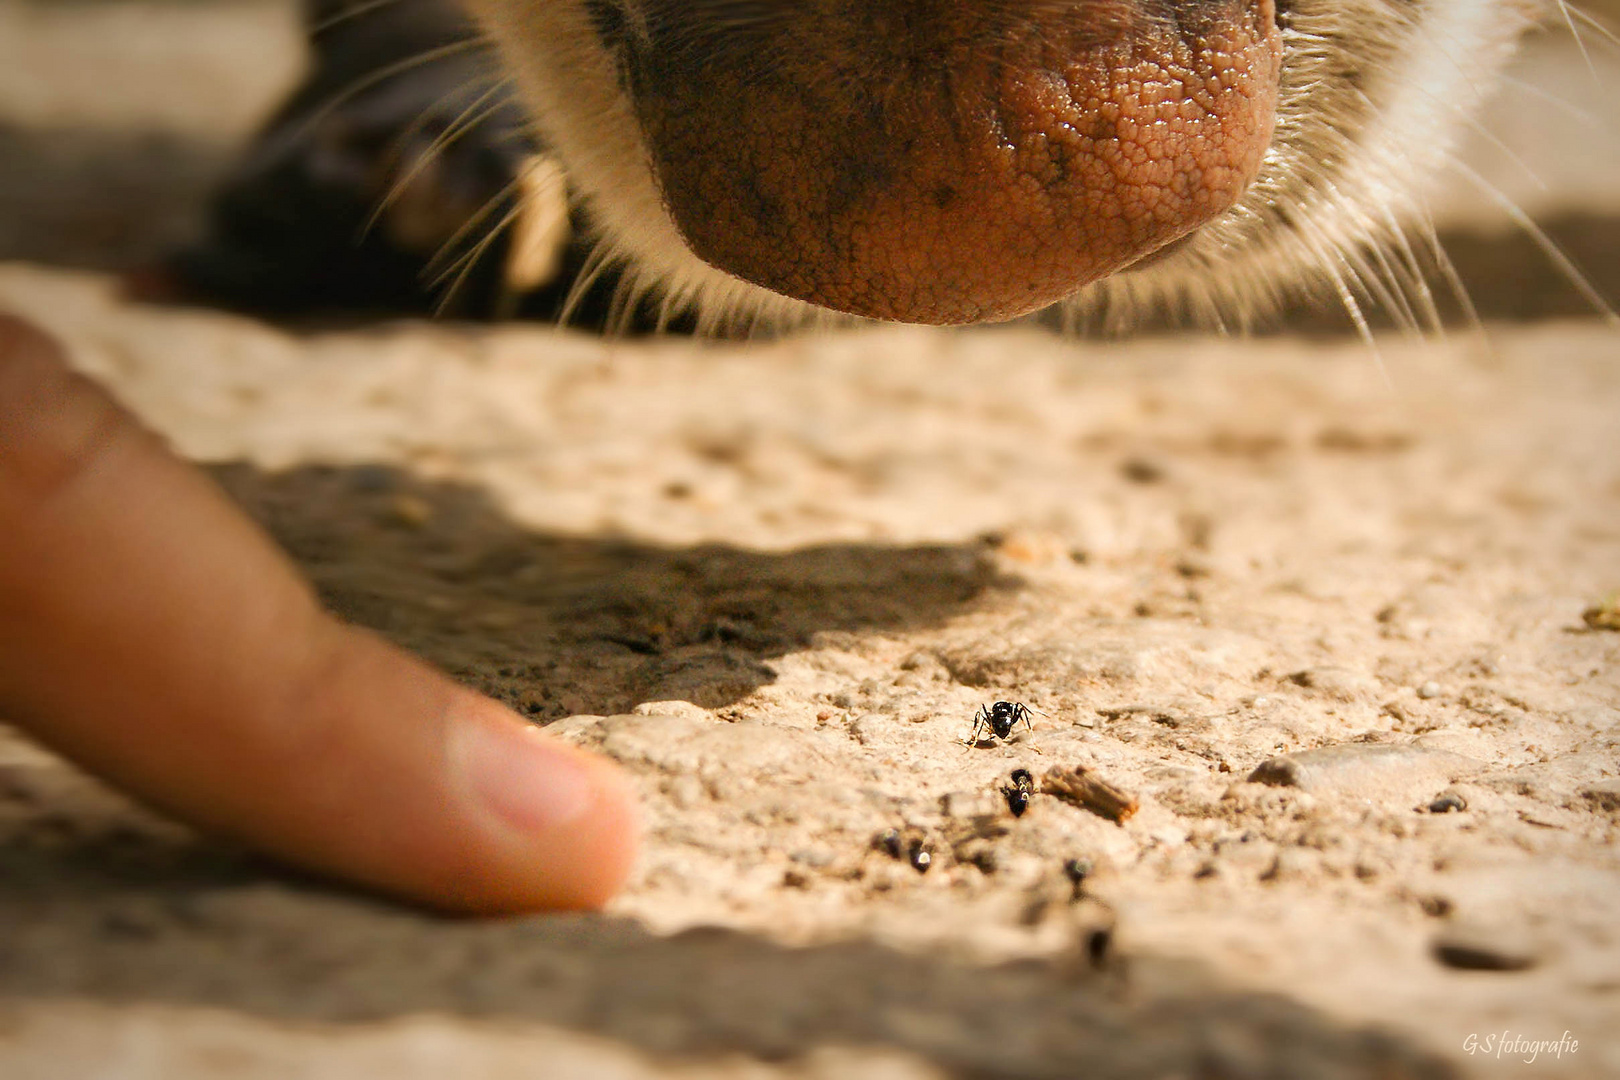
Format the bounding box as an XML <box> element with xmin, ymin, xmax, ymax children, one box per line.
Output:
<box><xmin>2</xmin><ymin>2</ymin><xmax>1619</xmax><ymax>1078</ymax></box>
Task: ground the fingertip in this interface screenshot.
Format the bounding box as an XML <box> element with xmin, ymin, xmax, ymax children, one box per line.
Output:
<box><xmin>0</xmin><ymin>308</ymin><xmax>645</xmax><ymax>918</ymax></box>
<box><xmin>443</xmin><ymin>696</ymin><xmax>641</xmax><ymax>914</ymax></box>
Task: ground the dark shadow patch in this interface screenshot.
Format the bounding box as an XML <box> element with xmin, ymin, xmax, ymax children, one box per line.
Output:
<box><xmin>207</xmin><ymin>462</ymin><xmax>1005</xmax><ymax>716</ymax></box>
<box><xmin>0</xmin><ymin>123</ymin><xmax>229</xmax><ymax>273</ymax></box>
<box><xmin>1253</xmin><ymin>212</ymin><xmax>1620</xmax><ymax>336</ymax></box>
<box><xmin>0</xmin><ymin>866</ymin><xmax>1459</xmax><ymax>1079</ymax></box>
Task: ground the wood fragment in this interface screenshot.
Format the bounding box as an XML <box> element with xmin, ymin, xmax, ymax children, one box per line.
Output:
<box><xmin>1041</xmin><ymin>766</ymin><xmax>1140</xmax><ymax>823</ymax></box>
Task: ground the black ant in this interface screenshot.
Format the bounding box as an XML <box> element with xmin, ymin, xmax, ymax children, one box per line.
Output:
<box><xmin>874</xmin><ymin>828</ymin><xmax>933</xmax><ymax>873</ymax></box>
<box><xmin>966</xmin><ymin>700</ymin><xmax>1038</xmax><ymax>746</ymax></box>
<box><xmin>1003</xmin><ymin>767</ymin><xmax>1036</xmax><ymax>817</ymax></box>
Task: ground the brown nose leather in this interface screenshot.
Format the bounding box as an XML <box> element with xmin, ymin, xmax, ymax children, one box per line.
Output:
<box><xmin>621</xmin><ymin>0</ymin><xmax>1282</xmax><ymax>324</ymax></box>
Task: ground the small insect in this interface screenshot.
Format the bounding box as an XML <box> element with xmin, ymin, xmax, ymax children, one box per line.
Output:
<box><xmin>873</xmin><ymin>827</ymin><xmax>933</xmax><ymax>874</ymax></box>
<box><xmin>1063</xmin><ymin>856</ymin><xmax>1093</xmax><ymax>887</ymax></box>
<box><xmin>1004</xmin><ymin>767</ymin><xmax>1036</xmax><ymax>817</ymax></box>
<box><xmin>966</xmin><ymin>700</ymin><xmax>1038</xmax><ymax>745</ymax></box>
<box><xmin>909</xmin><ymin>842</ymin><xmax>933</xmax><ymax>873</ymax></box>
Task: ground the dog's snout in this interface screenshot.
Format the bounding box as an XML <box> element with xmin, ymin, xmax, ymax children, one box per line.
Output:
<box><xmin>618</xmin><ymin>0</ymin><xmax>1282</xmax><ymax>324</ymax></box>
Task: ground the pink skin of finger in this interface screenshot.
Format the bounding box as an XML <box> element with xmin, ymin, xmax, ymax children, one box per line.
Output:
<box><xmin>0</xmin><ymin>313</ymin><xmax>639</xmax><ymax>914</ymax></box>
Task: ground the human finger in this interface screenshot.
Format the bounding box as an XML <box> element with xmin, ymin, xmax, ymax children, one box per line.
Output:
<box><xmin>0</xmin><ymin>313</ymin><xmax>638</xmax><ymax>913</ymax></box>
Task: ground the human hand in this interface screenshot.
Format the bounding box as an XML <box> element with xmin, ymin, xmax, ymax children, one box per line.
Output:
<box><xmin>0</xmin><ymin>313</ymin><xmax>639</xmax><ymax>913</ymax></box>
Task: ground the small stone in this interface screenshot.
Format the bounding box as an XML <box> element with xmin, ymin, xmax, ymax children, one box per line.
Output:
<box><xmin>1247</xmin><ymin>742</ymin><xmax>1478</xmax><ymax>802</ymax></box>
<box><xmin>1120</xmin><ymin>456</ymin><xmax>1167</xmax><ymax>484</ymax></box>
<box><xmin>1428</xmin><ymin>789</ymin><xmax>1468</xmax><ymax>813</ymax></box>
<box><xmin>1432</xmin><ymin>925</ymin><xmax>1542</xmax><ymax>971</ymax></box>
<box><xmin>1418</xmin><ymin>895</ymin><xmax>1454</xmax><ymax>918</ymax></box>
<box><xmin>631</xmin><ymin>699</ymin><xmax>710</xmax><ymax>720</ymax></box>
<box><xmin>992</xmin><ymin>529</ymin><xmax>1070</xmax><ymax>566</ymax></box>
<box><xmin>1581</xmin><ymin>594</ymin><xmax>1620</xmax><ymax>631</ymax></box>
<box><xmin>1417</xmin><ymin>681</ymin><xmax>1443</xmax><ymax>700</ymax></box>
<box><xmin>1175</xmin><ymin>554</ymin><xmax>1214</xmax><ymax>579</ymax></box>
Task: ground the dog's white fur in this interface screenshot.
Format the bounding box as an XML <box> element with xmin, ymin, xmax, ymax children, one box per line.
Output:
<box><xmin>464</xmin><ymin>0</ymin><xmax>1541</xmax><ymax>332</ymax></box>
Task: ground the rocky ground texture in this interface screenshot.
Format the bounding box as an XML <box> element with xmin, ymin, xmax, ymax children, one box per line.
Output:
<box><xmin>1</xmin><ymin>2</ymin><xmax>1618</xmax><ymax>1078</ymax></box>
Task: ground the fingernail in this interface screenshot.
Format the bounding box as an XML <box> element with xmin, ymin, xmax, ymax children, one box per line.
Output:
<box><xmin>455</xmin><ymin>711</ymin><xmax>594</xmax><ymax>837</ymax></box>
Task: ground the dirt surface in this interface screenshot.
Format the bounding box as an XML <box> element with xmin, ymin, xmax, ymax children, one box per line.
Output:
<box><xmin>2</xmin><ymin>2</ymin><xmax>1619</xmax><ymax>1078</ymax></box>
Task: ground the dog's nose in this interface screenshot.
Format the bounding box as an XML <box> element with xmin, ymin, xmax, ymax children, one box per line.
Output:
<box><xmin>621</xmin><ymin>0</ymin><xmax>1282</xmax><ymax>324</ymax></box>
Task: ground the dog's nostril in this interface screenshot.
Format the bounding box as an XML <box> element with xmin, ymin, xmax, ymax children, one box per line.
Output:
<box><xmin>626</xmin><ymin>0</ymin><xmax>1283</xmax><ymax>324</ymax></box>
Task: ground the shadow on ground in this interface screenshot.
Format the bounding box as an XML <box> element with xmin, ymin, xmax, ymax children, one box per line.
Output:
<box><xmin>209</xmin><ymin>462</ymin><xmax>1007</xmax><ymax>718</ymax></box>
<box><xmin>0</xmin><ymin>831</ymin><xmax>1456</xmax><ymax>1080</ymax></box>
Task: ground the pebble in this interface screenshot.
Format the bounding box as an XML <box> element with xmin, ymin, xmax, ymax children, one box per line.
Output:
<box><xmin>1582</xmin><ymin>595</ymin><xmax>1620</xmax><ymax>631</ymax></box>
<box><xmin>631</xmin><ymin>699</ymin><xmax>710</xmax><ymax>720</ymax></box>
<box><xmin>1427</xmin><ymin>789</ymin><xmax>1468</xmax><ymax>813</ymax></box>
<box><xmin>991</xmin><ymin>529</ymin><xmax>1071</xmax><ymax>567</ymax></box>
<box><xmin>1120</xmin><ymin>456</ymin><xmax>1168</xmax><ymax>484</ymax></box>
<box><xmin>1247</xmin><ymin>742</ymin><xmax>1477</xmax><ymax>802</ymax></box>
<box><xmin>1418</xmin><ymin>895</ymin><xmax>1454</xmax><ymax>917</ymax></box>
<box><xmin>1417</xmin><ymin>681</ymin><xmax>1443</xmax><ymax>700</ymax></box>
<box><xmin>1432</xmin><ymin>925</ymin><xmax>1542</xmax><ymax>972</ymax></box>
